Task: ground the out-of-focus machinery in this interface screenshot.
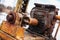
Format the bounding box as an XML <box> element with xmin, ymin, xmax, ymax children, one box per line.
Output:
<box><xmin>0</xmin><ymin>0</ymin><xmax>60</xmax><ymax>40</ymax></box>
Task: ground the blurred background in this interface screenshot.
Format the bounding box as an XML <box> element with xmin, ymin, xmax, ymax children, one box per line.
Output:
<box><xmin>0</xmin><ymin>0</ymin><xmax>60</xmax><ymax>40</ymax></box>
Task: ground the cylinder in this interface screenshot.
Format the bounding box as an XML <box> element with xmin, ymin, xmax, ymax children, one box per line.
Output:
<box><xmin>29</xmin><ymin>18</ymin><xmax>38</xmax><ymax>25</ymax></box>
<box><xmin>55</xmin><ymin>15</ymin><xmax>60</xmax><ymax>20</ymax></box>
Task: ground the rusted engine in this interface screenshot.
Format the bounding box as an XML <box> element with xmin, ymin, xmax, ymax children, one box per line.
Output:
<box><xmin>26</xmin><ymin>3</ymin><xmax>59</xmax><ymax>40</ymax></box>
<box><xmin>0</xmin><ymin>3</ymin><xmax>60</xmax><ymax>40</ymax></box>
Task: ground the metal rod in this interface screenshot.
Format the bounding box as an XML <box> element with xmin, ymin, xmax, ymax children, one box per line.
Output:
<box><xmin>54</xmin><ymin>21</ymin><xmax>60</xmax><ymax>39</ymax></box>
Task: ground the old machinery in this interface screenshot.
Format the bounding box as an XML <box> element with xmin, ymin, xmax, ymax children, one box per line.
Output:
<box><xmin>26</xmin><ymin>3</ymin><xmax>59</xmax><ymax>40</ymax></box>
<box><xmin>0</xmin><ymin>0</ymin><xmax>60</xmax><ymax>40</ymax></box>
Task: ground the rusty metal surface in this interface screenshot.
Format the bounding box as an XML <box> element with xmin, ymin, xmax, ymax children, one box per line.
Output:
<box><xmin>0</xmin><ymin>30</ymin><xmax>17</xmax><ymax>40</ymax></box>
<box><xmin>0</xmin><ymin>21</ymin><xmax>24</xmax><ymax>40</ymax></box>
<box><xmin>27</xmin><ymin>3</ymin><xmax>57</xmax><ymax>37</ymax></box>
